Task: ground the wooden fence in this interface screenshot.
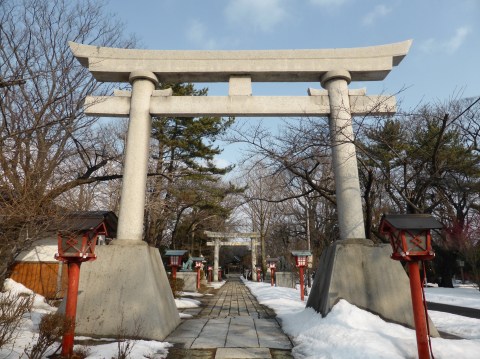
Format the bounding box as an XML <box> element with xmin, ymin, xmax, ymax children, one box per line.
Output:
<box><xmin>10</xmin><ymin>262</ymin><xmax>68</xmax><ymax>299</ymax></box>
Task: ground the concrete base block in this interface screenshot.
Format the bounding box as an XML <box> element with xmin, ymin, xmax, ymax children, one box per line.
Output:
<box><xmin>306</xmin><ymin>239</ymin><xmax>439</xmax><ymax>336</ymax></box>
<box><xmin>177</xmin><ymin>271</ymin><xmax>198</xmax><ymax>292</ymax></box>
<box><xmin>60</xmin><ymin>244</ymin><xmax>180</xmax><ymax>340</ymax></box>
<box><xmin>275</xmin><ymin>272</ymin><xmax>296</xmax><ymax>288</ymax></box>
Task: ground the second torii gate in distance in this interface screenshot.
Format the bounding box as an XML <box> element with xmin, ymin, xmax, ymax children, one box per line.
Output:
<box><xmin>205</xmin><ymin>231</ymin><xmax>260</xmax><ymax>282</ymax></box>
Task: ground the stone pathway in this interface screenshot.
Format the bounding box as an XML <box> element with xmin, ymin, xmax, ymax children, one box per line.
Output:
<box><xmin>165</xmin><ymin>277</ymin><xmax>293</xmax><ymax>359</ymax></box>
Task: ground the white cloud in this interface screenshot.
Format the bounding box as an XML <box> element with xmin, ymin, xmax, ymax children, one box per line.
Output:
<box><xmin>420</xmin><ymin>26</ymin><xmax>471</xmax><ymax>54</ymax></box>
<box><xmin>185</xmin><ymin>20</ymin><xmax>217</xmax><ymax>49</ymax></box>
<box><xmin>419</xmin><ymin>38</ymin><xmax>436</xmax><ymax>54</ymax></box>
<box><xmin>225</xmin><ymin>0</ymin><xmax>288</xmax><ymax>32</ymax></box>
<box><xmin>362</xmin><ymin>4</ymin><xmax>392</xmax><ymax>25</ymax></box>
<box><xmin>445</xmin><ymin>26</ymin><xmax>471</xmax><ymax>53</ymax></box>
<box><xmin>309</xmin><ymin>0</ymin><xmax>349</xmax><ymax>7</ymax></box>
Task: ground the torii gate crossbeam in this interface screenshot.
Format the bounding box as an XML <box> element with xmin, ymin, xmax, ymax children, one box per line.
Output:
<box><xmin>205</xmin><ymin>231</ymin><xmax>260</xmax><ymax>282</ymax></box>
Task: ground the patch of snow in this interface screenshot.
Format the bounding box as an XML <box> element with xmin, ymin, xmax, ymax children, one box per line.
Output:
<box><xmin>178</xmin><ymin>291</ymin><xmax>204</xmax><ymax>297</ymax></box>
<box><xmin>425</xmin><ymin>286</ymin><xmax>480</xmax><ymax>309</ymax></box>
<box><xmin>175</xmin><ymin>297</ymin><xmax>201</xmax><ymax>309</ymax></box>
<box><xmin>76</xmin><ymin>340</ymin><xmax>172</xmax><ymax>359</ymax></box>
<box><xmin>207</xmin><ymin>280</ymin><xmax>226</xmax><ymax>289</ymax></box>
<box><xmin>428</xmin><ymin>311</ymin><xmax>480</xmax><ymax>339</ymax></box>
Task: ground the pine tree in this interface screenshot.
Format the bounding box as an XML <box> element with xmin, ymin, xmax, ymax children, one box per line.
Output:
<box><xmin>145</xmin><ymin>82</ymin><xmax>235</xmax><ymax>247</ymax></box>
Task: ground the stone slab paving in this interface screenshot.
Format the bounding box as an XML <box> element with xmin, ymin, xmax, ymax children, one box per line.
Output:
<box><xmin>165</xmin><ymin>277</ymin><xmax>293</xmax><ymax>359</ymax></box>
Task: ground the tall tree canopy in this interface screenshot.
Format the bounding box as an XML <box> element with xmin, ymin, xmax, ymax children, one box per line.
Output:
<box><xmin>0</xmin><ymin>0</ymin><xmax>135</xmax><ymax>282</ymax></box>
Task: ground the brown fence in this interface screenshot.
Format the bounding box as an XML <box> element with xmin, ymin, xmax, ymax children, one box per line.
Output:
<box><xmin>10</xmin><ymin>262</ymin><xmax>68</xmax><ymax>299</ymax></box>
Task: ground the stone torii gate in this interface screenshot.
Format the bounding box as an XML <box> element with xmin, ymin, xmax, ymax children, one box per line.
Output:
<box><xmin>67</xmin><ymin>40</ymin><xmax>431</xmax><ymax>339</ymax></box>
<box><xmin>205</xmin><ymin>231</ymin><xmax>260</xmax><ymax>282</ymax></box>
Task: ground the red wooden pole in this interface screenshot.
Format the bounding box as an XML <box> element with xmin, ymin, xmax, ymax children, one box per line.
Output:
<box><xmin>196</xmin><ymin>268</ymin><xmax>201</xmax><ymax>290</ymax></box>
<box><xmin>61</xmin><ymin>261</ymin><xmax>81</xmax><ymax>358</ymax></box>
<box><xmin>270</xmin><ymin>269</ymin><xmax>275</xmax><ymax>286</ymax></box>
<box><xmin>299</xmin><ymin>266</ymin><xmax>305</xmax><ymax>301</ymax></box>
<box><xmin>208</xmin><ymin>269</ymin><xmax>212</xmax><ymax>282</ymax></box>
<box><xmin>408</xmin><ymin>261</ymin><xmax>431</xmax><ymax>359</ymax></box>
<box><xmin>172</xmin><ymin>266</ymin><xmax>177</xmax><ymax>280</ymax></box>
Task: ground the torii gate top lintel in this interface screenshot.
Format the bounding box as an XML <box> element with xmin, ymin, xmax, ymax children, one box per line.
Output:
<box><xmin>69</xmin><ymin>40</ymin><xmax>412</xmax><ymax>83</ymax></box>
<box><xmin>204</xmin><ymin>231</ymin><xmax>260</xmax><ymax>239</ymax></box>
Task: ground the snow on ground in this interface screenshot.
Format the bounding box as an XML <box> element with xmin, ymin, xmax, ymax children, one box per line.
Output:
<box><xmin>178</xmin><ymin>291</ymin><xmax>204</xmax><ymax>297</ymax></box>
<box><xmin>1</xmin><ymin>279</ymin><xmax>58</xmax><ymax>358</ymax></box>
<box><xmin>0</xmin><ymin>279</ymin><xmax>172</xmax><ymax>359</ymax></box>
<box><xmin>243</xmin><ymin>277</ymin><xmax>480</xmax><ymax>359</ymax></box>
<box><xmin>0</xmin><ymin>279</ymin><xmax>225</xmax><ymax>358</ymax></box>
<box><xmin>75</xmin><ymin>340</ymin><xmax>171</xmax><ymax>359</ymax></box>
<box><xmin>207</xmin><ymin>280</ymin><xmax>226</xmax><ymax>290</ymax></box>
<box><xmin>425</xmin><ymin>284</ymin><xmax>480</xmax><ymax>309</ymax></box>
<box><xmin>174</xmin><ymin>297</ymin><xmax>202</xmax><ymax>309</ymax></box>
<box><xmin>428</xmin><ymin>311</ymin><xmax>480</xmax><ymax>339</ymax></box>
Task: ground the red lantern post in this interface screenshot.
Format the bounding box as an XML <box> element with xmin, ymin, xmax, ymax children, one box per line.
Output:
<box><xmin>55</xmin><ymin>231</ymin><xmax>98</xmax><ymax>358</ymax></box>
<box><xmin>266</xmin><ymin>258</ymin><xmax>279</xmax><ymax>287</ymax></box>
<box><xmin>379</xmin><ymin>213</ymin><xmax>443</xmax><ymax>359</ymax></box>
<box><xmin>165</xmin><ymin>250</ymin><xmax>188</xmax><ymax>281</ymax></box>
<box><xmin>291</xmin><ymin>251</ymin><xmax>311</xmax><ymax>301</ymax></box>
<box><xmin>191</xmin><ymin>257</ymin><xmax>204</xmax><ymax>290</ymax></box>
<box><xmin>208</xmin><ymin>266</ymin><xmax>213</xmax><ymax>282</ymax></box>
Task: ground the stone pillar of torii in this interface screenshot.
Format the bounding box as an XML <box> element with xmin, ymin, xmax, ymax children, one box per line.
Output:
<box><xmin>66</xmin><ymin>40</ymin><xmax>432</xmax><ymax>339</ymax></box>
<box><xmin>205</xmin><ymin>231</ymin><xmax>260</xmax><ymax>281</ymax></box>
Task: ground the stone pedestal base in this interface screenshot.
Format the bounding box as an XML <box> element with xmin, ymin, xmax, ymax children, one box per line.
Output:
<box><xmin>59</xmin><ymin>244</ymin><xmax>180</xmax><ymax>340</ymax></box>
<box><xmin>275</xmin><ymin>272</ymin><xmax>296</xmax><ymax>288</ymax></box>
<box><xmin>306</xmin><ymin>239</ymin><xmax>439</xmax><ymax>337</ymax></box>
<box><xmin>177</xmin><ymin>271</ymin><xmax>198</xmax><ymax>292</ymax></box>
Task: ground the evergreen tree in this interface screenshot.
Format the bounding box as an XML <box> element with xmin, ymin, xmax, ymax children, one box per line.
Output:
<box><xmin>145</xmin><ymin>82</ymin><xmax>235</xmax><ymax>247</ymax></box>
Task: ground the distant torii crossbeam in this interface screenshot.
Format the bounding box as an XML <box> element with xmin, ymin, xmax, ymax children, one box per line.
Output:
<box><xmin>205</xmin><ymin>231</ymin><xmax>260</xmax><ymax>282</ymax></box>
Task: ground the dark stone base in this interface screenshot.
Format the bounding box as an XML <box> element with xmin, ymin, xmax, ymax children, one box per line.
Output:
<box><xmin>306</xmin><ymin>239</ymin><xmax>439</xmax><ymax>336</ymax></box>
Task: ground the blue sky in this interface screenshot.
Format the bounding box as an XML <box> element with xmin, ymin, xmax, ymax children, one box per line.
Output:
<box><xmin>105</xmin><ymin>0</ymin><xmax>479</xmax><ymax>167</ymax></box>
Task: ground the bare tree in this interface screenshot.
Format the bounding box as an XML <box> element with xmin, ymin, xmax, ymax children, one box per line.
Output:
<box><xmin>227</xmin><ymin>93</ymin><xmax>480</xmax><ymax>289</ymax></box>
<box><xmin>239</xmin><ymin>162</ymin><xmax>280</xmax><ymax>278</ymax></box>
<box><xmin>0</xmin><ymin>0</ymin><xmax>135</xmax><ymax>284</ymax></box>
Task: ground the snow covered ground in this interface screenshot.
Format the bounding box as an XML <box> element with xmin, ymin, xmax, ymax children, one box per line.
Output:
<box><xmin>425</xmin><ymin>284</ymin><xmax>480</xmax><ymax>309</ymax></box>
<box><xmin>1</xmin><ymin>278</ymin><xmax>479</xmax><ymax>358</ymax></box>
<box><xmin>244</xmin><ymin>278</ymin><xmax>480</xmax><ymax>359</ymax></box>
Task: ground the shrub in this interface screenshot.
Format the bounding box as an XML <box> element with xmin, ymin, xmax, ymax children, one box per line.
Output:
<box><xmin>0</xmin><ymin>290</ymin><xmax>33</xmax><ymax>349</ymax></box>
<box><xmin>23</xmin><ymin>313</ymin><xmax>67</xmax><ymax>359</ymax></box>
<box><xmin>168</xmin><ymin>276</ymin><xmax>185</xmax><ymax>298</ymax></box>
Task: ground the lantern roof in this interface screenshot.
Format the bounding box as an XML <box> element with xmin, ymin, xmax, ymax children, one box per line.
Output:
<box><xmin>191</xmin><ymin>256</ymin><xmax>205</xmax><ymax>262</ymax></box>
<box><xmin>165</xmin><ymin>250</ymin><xmax>188</xmax><ymax>257</ymax></box>
<box><xmin>266</xmin><ymin>257</ymin><xmax>279</xmax><ymax>262</ymax></box>
<box><xmin>380</xmin><ymin>214</ymin><xmax>443</xmax><ymax>231</ymax></box>
<box><xmin>58</xmin><ymin>211</ymin><xmax>118</xmax><ymax>236</ymax></box>
<box><xmin>291</xmin><ymin>250</ymin><xmax>312</xmax><ymax>257</ymax></box>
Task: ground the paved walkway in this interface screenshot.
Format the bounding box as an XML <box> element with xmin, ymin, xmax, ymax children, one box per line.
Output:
<box><xmin>427</xmin><ymin>301</ymin><xmax>480</xmax><ymax>319</ymax></box>
<box><xmin>165</xmin><ymin>277</ymin><xmax>293</xmax><ymax>359</ymax></box>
